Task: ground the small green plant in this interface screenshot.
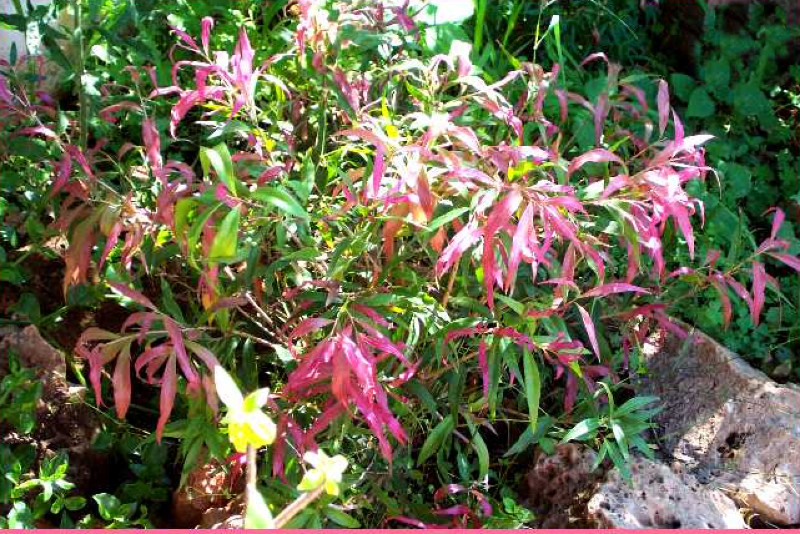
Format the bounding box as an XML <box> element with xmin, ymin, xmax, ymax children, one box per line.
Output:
<box><xmin>0</xmin><ymin>351</ymin><xmax>42</xmax><ymax>434</ymax></box>
<box><xmin>91</xmin><ymin>493</ymin><xmax>151</xmax><ymax>529</ymax></box>
<box><xmin>2</xmin><ymin>453</ymin><xmax>86</xmax><ymax>528</ymax></box>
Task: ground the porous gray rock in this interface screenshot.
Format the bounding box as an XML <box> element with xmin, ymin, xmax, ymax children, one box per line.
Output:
<box><xmin>0</xmin><ymin>325</ymin><xmax>66</xmax><ymax>383</ymax></box>
<box><xmin>526</xmin><ymin>444</ymin><xmax>602</xmax><ymax>528</ymax></box>
<box><xmin>639</xmin><ymin>328</ymin><xmax>800</xmax><ymax>526</ymax></box>
<box><xmin>587</xmin><ymin>456</ymin><xmax>747</xmax><ymax>529</ymax></box>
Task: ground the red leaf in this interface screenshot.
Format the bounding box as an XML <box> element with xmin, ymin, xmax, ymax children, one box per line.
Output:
<box><xmin>657</xmin><ymin>79</ymin><xmax>669</xmax><ymax>135</ymax></box>
<box><xmin>582</xmin><ymin>283</ymin><xmax>650</xmax><ymax>297</ymax></box>
<box><xmin>576</xmin><ymin>304</ymin><xmax>600</xmax><ymax>360</ymax></box>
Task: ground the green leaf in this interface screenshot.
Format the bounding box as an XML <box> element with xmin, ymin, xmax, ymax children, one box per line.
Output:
<box><xmin>687</xmin><ymin>87</ymin><xmax>715</xmax><ymax>118</ymax></box>
<box><xmin>244</xmin><ymin>486</ymin><xmax>274</xmax><ymax>529</ymax></box>
<box><xmin>504</xmin><ymin>417</ymin><xmax>553</xmax><ymax>457</ymax></box>
<box><xmin>252</xmin><ymin>186</ymin><xmax>308</xmax><ymax>219</ymax></box>
<box><xmin>7</xmin><ymin>502</ymin><xmax>34</xmax><ymax>529</ymax></box>
<box><xmin>426</xmin><ymin>206</ymin><xmax>469</xmax><ymax>232</ymax></box>
<box><xmin>472</xmin><ymin>430</ymin><xmax>490</xmax><ymax>482</ymax></box>
<box><xmin>605</xmin><ymin>440</ymin><xmax>632</xmax><ymax>483</ymax></box>
<box><xmin>611</xmin><ymin>421</ymin><xmax>629</xmax><ymax>460</ymax></box>
<box><xmin>614</xmin><ymin>396</ymin><xmax>659</xmax><ymax>418</ymax></box>
<box><xmin>702</xmin><ymin>58</ymin><xmax>730</xmax><ymax>95</ymax></box>
<box><xmin>721</xmin><ymin>162</ymin><xmax>752</xmax><ymax>200</ymax></box>
<box><xmin>417</xmin><ymin>414</ymin><xmax>454</xmax><ymax>466</ymax></box>
<box><xmin>93</xmin><ymin>493</ymin><xmax>121</xmax><ymax>521</ymax></box>
<box><xmin>200</xmin><ymin>144</ymin><xmax>238</xmax><ymax>195</ymax></box>
<box><xmin>522</xmin><ymin>348</ymin><xmax>541</xmax><ymax>436</ymax></box>
<box><xmin>324</xmin><ymin>507</ymin><xmax>361</xmax><ymax>528</ymax></box>
<box><xmin>560</xmin><ymin>418</ymin><xmax>600</xmax><ymax>443</ymax></box>
<box><xmin>208</xmin><ymin>209</ymin><xmax>240</xmax><ymax>262</ymax></box>
<box><xmin>64</xmin><ymin>496</ymin><xmax>86</xmax><ymax>511</ymax></box>
<box><xmin>669</xmin><ymin>73</ymin><xmax>695</xmax><ymax>101</ymax></box>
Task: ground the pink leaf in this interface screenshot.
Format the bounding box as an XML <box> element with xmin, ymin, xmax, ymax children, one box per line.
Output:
<box><xmin>17</xmin><ymin>125</ymin><xmax>57</xmax><ymax>138</ymax></box>
<box><xmin>290</xmin><ymin>317</ymin><xmax>333</xmax><ymax>341</ymax></box>
<box><xmin>768</xmin><ymin>252</ymin><xmax>800</xmax><ymax>272</ymax></box>
<box><xmin>725</xmin><ymin>276</ymin><xmax>753</xmax><ymax>308</ymax></box>
<box><xmin>201</xmin><ymin>17</ymin><xmax>214</xmax><ymax>55</ymax></box>
<box><xmin>769</xmin><ymin>207</ymin><xmax>786</xmax><ymax>241</ymax></box>
<box><xmin>165</xmin><ymin>317</ymin><xmax>199</xmax><ymax>386</ymax></box>
<box><xmin>576</xmin><ymin>304</ymin><xmax>600</xmax><ymax>360</ymax></box>
<box><xmin>98</xmin><ymin>223</ymin><xmax>122</xmax><ymax>272</ymax></box>
<box><xmin>709</xmin><ymin>276</ymin><xmax>732</xmax><ymax>329</ymax></box>
<box><xmin>171</xmin><ymin>26</ymin><xmax>201</xmax><ymax>51</ymax></box>
<box><xmin>657</xmin><ymin>79</ymin><xmax>669</xmax><ymax>135</ymax></box>
<box><xmin>109</xmin><ymin>282</ymin><xmax>157</xmax><ymax>310</ymax></box>
<box><xmin>583</xmin><ymin>283</ymin><xmax>650</xmax><ymax>298</ymax></box>
<box><xmin>155</xmin><ymin>355</ymin><xmax>177</xmax><ymax>443</ymax></box>
<box><xmin>99</xmin><ymin>102</ymin><xmax>142</xmax><ymax>124</ymax></box>
<box><xmin>142</xmin><ymin>117</ymin><xmax>163</xmax><ymax>171</ymax></box>
<box><xmin>593</xmin><ymin>93</ymin><xmax>609</xmax><ymax>145</ymax></box>
<box><xmin>478</xmin><ymin>340</ymin><xmax>489</xmax><ymax>400</ymax></box>
<box><xmin>112</xmin><ymin>346</ymin><xmax>132</xmax><ymax>419</ymax></box>
<box><xmin>581</xmin><ymin>52</ymin><xmax>609</xmax><ymax>66</ymax></box>
<box><xmin>567</xmin><ymin>149</ymin><xmax>622</xmax><ymax>176</ymax></box>
<box><xmin>751</xmin><ymin>261</ymin><xmax>766</xmax><ymax>326</ymax></box>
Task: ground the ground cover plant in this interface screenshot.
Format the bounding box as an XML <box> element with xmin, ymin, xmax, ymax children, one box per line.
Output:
<box><xmin>1</xmin><ymin>0</ymin><xmax>798</xmax><ymax>528</ymax></box>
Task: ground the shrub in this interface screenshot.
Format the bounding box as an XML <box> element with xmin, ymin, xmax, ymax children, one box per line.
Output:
<box><xmin>1</xmin><ymin>0</ymin><xmax>798</xmax><ymax>527</ymax></box>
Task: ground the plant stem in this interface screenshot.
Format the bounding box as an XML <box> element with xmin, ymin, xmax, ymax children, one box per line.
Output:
<box><xmin>441</xmin><ymin>264</ymin><xmax>458</xmax><ymax>308</ymax></box>
<box><xmin>73</xmin><ymin>0</ymin><xmax>88</xmax><ymax>151</ymax></box>
<box><xmin>273</xmin><ymin>486</ymin><xmax>324</xmax><ymax>528</ymax></box>
<box><xmin>473</xmin><ymin>0</ymin><xmax>487</xmax><ymax>52</ymax></box>
<box><xmin>246</xmin><ymin>444</ymin><xmax>257</xmax><ymax>489</ymax></box>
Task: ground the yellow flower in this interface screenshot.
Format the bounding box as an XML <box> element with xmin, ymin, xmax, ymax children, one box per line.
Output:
<box><xmin>214</xmin><ymin>366</ymin><xmax>276</xmax><ymax>453</ymax></box>
<box><xmin>297</xmin><ymin>450</ymin><xmax>349</xmax><ymax>496</ymax></box>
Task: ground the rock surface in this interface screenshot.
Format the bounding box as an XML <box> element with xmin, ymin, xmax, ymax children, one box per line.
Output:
<box><xmin>171</xmin><ymin>459</ymin><xmax>243</xmax><ymax>529</ymax></box>
<box><xmin>587</xmin><ymin>456</ymin><xmax>746</xmax><ymax>529</ymax></box>
<box><xmin>0</xmin><ymin>324</ymin><xmax>66</xmax><ymax>383</ymax></box>
<box><xmin>525</xmin><ymin>444</ymin><xmax>602</xmax><ymax>528</ymax></box>
<box><xmin>639</xmin><ymin>328</ymin><xmax>800</xmax><ymax>526</ymax></box>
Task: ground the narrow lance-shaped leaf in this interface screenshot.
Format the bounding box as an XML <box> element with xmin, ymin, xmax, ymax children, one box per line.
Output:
<box><xmin>657</xmin><ymin>79</ymin><xmax>669</xmax><ymax>135</ymax></box>
<box><xmin>576</xmin><ymin>303</ymin><xmax>600</xmax><ymax>360</ymax></box>
<box><xmin>768</xmin><ymin>252</ymin><xmax>800</xmax><ymax>272</ymax></box>
<box><xmin>751</xmin><ymin>261</ymin><xmax>766</xmax><ymax>326</ymax></box>
<box><xmin>522</xmin><ymin>348</ymin><xmax>541</xmax><ymax>437</ymax></box>
<box><xmin>112</xmin><ymin>344</ymin><xmax>132</xmax><ymax>419</ymax></box>
<box><xmin>582</xmin><ymin>283</ymin><xmax>650</xmax><ymax>298</ymax></box>
<box><xmin>156</xmin><ymin>355</ymin><xmax>177</xmax><ymax>443</ymax></box>
<box><xmin>567</xmin><ymin>149</ymin><xmax>622</xmax><ymax>176</ymax></box>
